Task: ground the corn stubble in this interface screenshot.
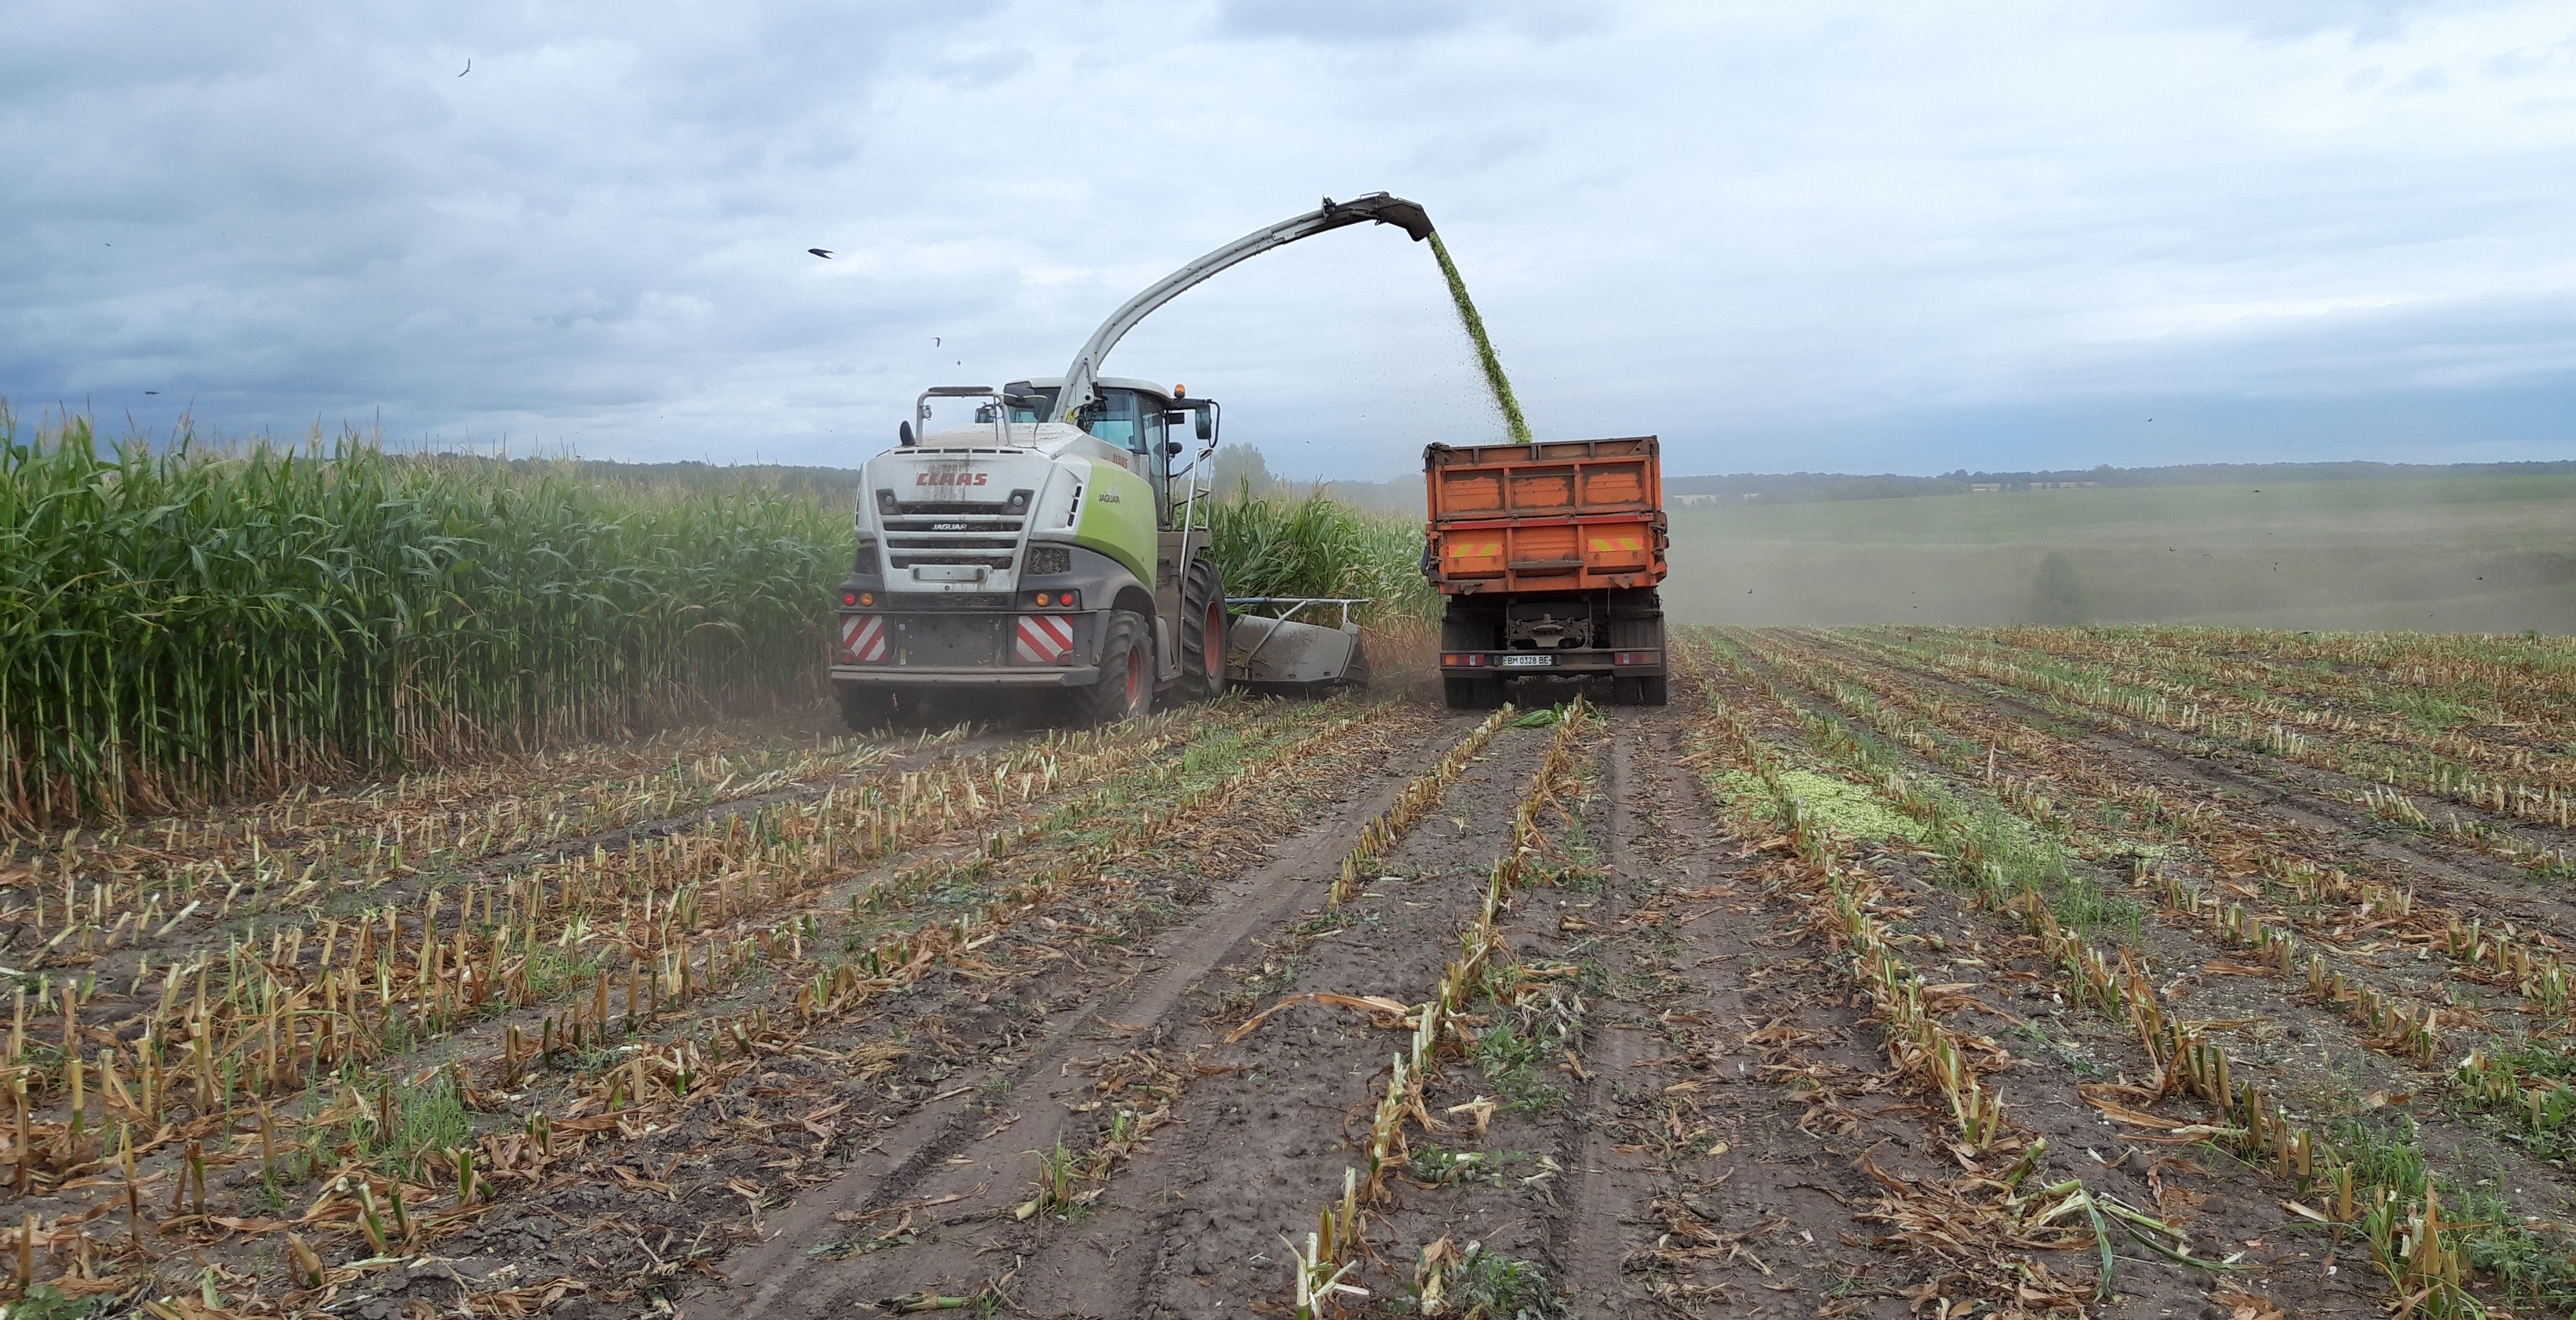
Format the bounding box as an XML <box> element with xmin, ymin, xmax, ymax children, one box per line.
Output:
<box><xmin>1690</xmin><ymin>625</ymin><xmax>2576</xmax><ymax>1317</ymax></box>
<box><xmin>0</xmin><ymin>674</ymin><xmax>1393</xmax><ymax>1311</ymax></box>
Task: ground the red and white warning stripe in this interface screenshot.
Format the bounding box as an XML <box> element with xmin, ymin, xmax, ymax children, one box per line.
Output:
<box><xmin>839</xmin><ymin>614</ymin><xmax>886</xmax><ymax>663</ymax></box>
<box><xmin>1014</xmin><ymin>614</ymin><xmax>1075</xmax><ymax>665</ymax></box>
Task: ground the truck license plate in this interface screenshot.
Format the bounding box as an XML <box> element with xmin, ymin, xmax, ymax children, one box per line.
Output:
<box><xmin>1500</xmin><ymin>654</ymin><xmax>1555</xmax><ymax>668</ymax></box>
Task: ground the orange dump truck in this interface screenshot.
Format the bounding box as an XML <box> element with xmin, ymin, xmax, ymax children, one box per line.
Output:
<box><xmin>1424</xmin><ymin>436</ymin><xmax>1669</xmax><ymax>708</ymax></box>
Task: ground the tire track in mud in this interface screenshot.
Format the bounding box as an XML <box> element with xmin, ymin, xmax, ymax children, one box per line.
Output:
<box><xmin>705</xmin><ymin>711</ymin><xmax>1512</xmax><ymax>1318</ymax></box>
<box><xmin>1116</xmin><ymin>722</ymin><xmax>1562</xmax><ymax>1320</ymax></box>
<box><xmin>1554</xmin><ymin>719</ymin><xmax>1656</xmax><ymax>1314</ymax></box>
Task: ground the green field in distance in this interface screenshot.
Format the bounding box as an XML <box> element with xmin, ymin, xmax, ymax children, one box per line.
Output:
<box><xmin>1662</xmin><ymin>474</ymin><xmax>2576</xmax><ymax>632</ymax></box>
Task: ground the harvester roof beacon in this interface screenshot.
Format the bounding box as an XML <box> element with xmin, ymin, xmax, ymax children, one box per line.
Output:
<box><xmin>830</xmin><ymin>193</ymin><xmax>1436</xmax><ymax>730</ymax></box>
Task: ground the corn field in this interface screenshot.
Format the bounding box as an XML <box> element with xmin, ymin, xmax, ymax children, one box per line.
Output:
<box><xmin>1</xmin><ymin>417</ymin><xmax>846</xmax><ymax>825</ymax></box>
<box><xmin>1205</xmin><ymin>487</ymin><xmax>1438</xmax><ymax>623</ymax></box>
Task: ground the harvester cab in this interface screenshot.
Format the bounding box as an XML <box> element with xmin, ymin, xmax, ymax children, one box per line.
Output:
<box><xmin>830</xmin><ymin>193</ymin><xmax>1432</xmax><ymax>730</ymax></box>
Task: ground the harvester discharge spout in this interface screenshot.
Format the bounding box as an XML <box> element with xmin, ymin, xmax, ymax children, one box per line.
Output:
<box><xmin>1051</xmin><ymin>192</ymin><xmax>1435</xmax><ymax>427</ymax></box>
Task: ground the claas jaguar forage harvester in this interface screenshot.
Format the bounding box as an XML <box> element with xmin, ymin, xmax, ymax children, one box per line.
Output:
<box><xmin>827</xmin><ymin>193</ymin><xmax>1434</xmax><ymax>729</ymax></box>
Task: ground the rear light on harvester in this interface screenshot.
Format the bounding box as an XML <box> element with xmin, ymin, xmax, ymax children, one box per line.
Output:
<box><xmin>841</xmin><ymin>591</ymin><xmax>875</xmax><ymax>607</ymax></box>
<box><xmin>1028</xmin><ymin>590</ymin><xmax>1079</xmax><ymax>609</ymax></box>
<box><xmin>1440</xmin><ymin>653</ymin><xmax>1487</xmax><ymax>668</ymax></box>
<box><xmin>1612</xmin><ymin>650</ymin><xmax>1661</xmax><ymax>666</ymax></box>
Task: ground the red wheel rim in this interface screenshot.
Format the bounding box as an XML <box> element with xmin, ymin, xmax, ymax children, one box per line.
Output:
<box><xmin>1202</xmin><ymin>600</ymin><xmax>1224</xmax><ymax>681</ymax></box>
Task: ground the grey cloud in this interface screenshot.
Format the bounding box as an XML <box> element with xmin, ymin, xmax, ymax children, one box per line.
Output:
<box><xmin>3</xmin><ymin>0</ymin><xmax>2572</xmax><ymax>478</ymax></box>
<box><xmin>2157</xmin><ymin>0</ymin><xmax>2503</xmax><ymax>42</ymax></box>
<box><xmin>1211</xmin><ymin>0</ymin><xmax>1598</xmax><ymax>44</ymax></box>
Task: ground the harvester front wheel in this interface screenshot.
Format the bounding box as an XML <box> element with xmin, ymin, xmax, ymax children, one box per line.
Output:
<box><xmin>835</xmin><ymin>683</ymin><xmax>894</xmax><ymax>732</ymax></box>
<box><xmin>1075</xmin><ymin>611</ymin><xmax>1154</xmax><ymax>725</ymax></box>
<box><xmin>1179</xmin><ymin>559</ymin><xmax>1228</xmax><ymax>701</ymax></box>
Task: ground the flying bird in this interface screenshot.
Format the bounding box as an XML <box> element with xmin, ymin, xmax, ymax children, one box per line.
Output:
<box><xmin>933</xmin><ymin>337</ymin><xmax>941</xmax><ymax>346</ymax></box>
<box><xmin>458</xmin><ymin>58</ymin><xmax>471</xmax><ymax>76</ymax></box>
<box><xmin>808</xmin><ymin>248</ymin><xmax>832</xmax><ymax>258</ymax></box>
<box><xmin>144</xmin><ymin>390</ymin><xmax>157</xmax><ymax>395</ymax></box>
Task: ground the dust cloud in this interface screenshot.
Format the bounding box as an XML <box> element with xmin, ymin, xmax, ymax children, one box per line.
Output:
<box><xmin>1661</xmin><ymin>475</ymin><xmax>2576</xmax><ymax>633</ymax></box>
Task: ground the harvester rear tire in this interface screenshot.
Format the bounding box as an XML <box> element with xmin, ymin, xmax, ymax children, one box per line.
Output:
<box><xmin>1074</xmin><ymin>611</ymin><xmax>1154</xmax><ymax>726</ymax></box>
<box><xmin>1178</xmin><ymin>559</ymin><xmax>1228</xmax><ymax>701</ymax></box>
<box><xmin>1443</xmin><ymin>675</ymin><xmax>1502</xmax><ymax>710</ymax></box>
<box><xmin>835</xmin><ymin>683</ymin><xmax>893</xmax><ymax>732</ymax></box>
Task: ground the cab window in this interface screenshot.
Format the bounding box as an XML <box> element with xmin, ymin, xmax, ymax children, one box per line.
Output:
<box><xmin>1141</xmin><ymin>406</ymin><xmax>1173</xmax><ymax>525</ymax></box>
<box><xmin>1004</xmin><ymin>385</ymin><xmax>1058</xmax><ymax>424</ymax></box>
<box><xmin>1089</xmin><ymin>389</ymin><xmax>1143</xmax><ymax>453</ymax></box>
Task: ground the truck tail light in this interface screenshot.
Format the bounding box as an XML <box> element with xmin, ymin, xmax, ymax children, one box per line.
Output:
<box><xmin>1440</xmin><ymin>652</ymin><xmax>1487</xmax><ymax>668</ymax></box>
<box><xmin>1613</xmin><ymin>650</ymin><xmax>1661</xmax><ymax>666</ymax></box>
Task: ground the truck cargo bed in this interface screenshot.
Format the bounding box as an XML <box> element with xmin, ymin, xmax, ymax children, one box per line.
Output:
<box><xmin>1423</xmin><ymin>437</ymin><xmax>1667</xmax><ymax>593</ymax></box>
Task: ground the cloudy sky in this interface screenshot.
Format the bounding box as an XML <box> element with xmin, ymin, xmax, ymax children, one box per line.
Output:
<box><xmin>5</xmin><ymin>1</ymin><xmax>2573</xmax><ymax>479</ymax></box>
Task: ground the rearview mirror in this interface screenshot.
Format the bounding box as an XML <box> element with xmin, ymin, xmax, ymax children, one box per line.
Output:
<box><xmin>898</xmin><ymin>421</ymin><xmax>916</xmax><ymax>447</ymax></box>
<box><xmin>1163</xmin><ymin>440</ymin><xmax>1183</xmax><ymax>457</ymax></box>
<box><xmin>1194</xmin><ymin>411</ymin><xmax>1212</xmax><ymax>442</ymax></box>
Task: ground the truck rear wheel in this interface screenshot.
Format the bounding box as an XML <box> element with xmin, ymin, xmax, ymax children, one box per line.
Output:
<box><xmin>1179</xmin><ymin>559</ymin><xmax>1228</xmax><ymax>701</ymax></box>
<box><xmin>1613</xmin><ymin>675</ymin><xmax>1669</xmax><ymax>707</ymax></box>
<box><xmin>1074</xmin><ymin>611</ymin><xmax>1154</xmax><ymax>725</ymax></box>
